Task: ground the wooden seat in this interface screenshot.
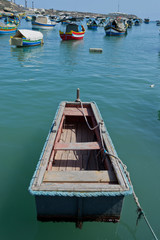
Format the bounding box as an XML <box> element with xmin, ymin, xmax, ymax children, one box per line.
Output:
<box><xmin>43</xmin><ymin>170</ymin><xmax>117</xmax><ymax>183</ymax></box>
<box><xmin>54</xmin><ymin>142</ymin><xmax>101</xmax><ymax>150</ymax></box>
<box><xmin>63</xmin><ymin>107</ymin><xmax>93</xmax><ymax>116</ymax></box>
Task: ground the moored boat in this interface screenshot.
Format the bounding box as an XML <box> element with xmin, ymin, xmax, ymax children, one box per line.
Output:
<box><xmin>59</xmin><ymin>23</ymin><xmax>85</xmax><ymax>40</ymax></box>
<box><xmin>144</xmin><ymin>18</ymin><xmax>150</xmax><ymax>24</ymax></box>
<box><xmin>87</xmin><ymin>20</ymin><xmax>98</xmax><ymax>30</ymax></box>
<box><xmin>9</xmin><ymin>29</ymin><xmax>43</xmax><ymax>47</ymax></box>
<box><xmin>25</xmin><ymin>15</ymin><xmax>32</xmax><ymax>21</ymax></box>
<box><xmin>29</xmin><ymin>89</ymin><xmax>132</xmax><ymax>227</ymax></box>
<box><xmin>134</xmin><ymin>19</ymin><xmax>140</xmax><ymax>26</ymax></box>
<box><xmin>0</xmin><ymin>22</ymin><xmax>17</xmax><ymax>34</ymax></box>
<box><xmin>104</xmin><ymin>18</ymin><xmax>127</xmax><ymax>36</ymax></box>
<box><xmin>156</xmin><ymin>20</ymin><xmax>160</xmax><ymax>26</ymax></box>
<box><xmin>32</xmin><ymin>15</ymin><xmax>56</xmax><ymax>29</ymax></box>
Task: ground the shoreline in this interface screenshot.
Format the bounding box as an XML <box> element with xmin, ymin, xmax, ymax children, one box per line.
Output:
<box><xmin>0</xmin><ymin>0</ymin><xmax>139</xmax><ymax>20</ymax></box>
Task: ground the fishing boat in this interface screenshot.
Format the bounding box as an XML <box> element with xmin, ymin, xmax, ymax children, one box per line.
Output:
<box><xmin>104</xmin><ymin>18</ymin><xmax>127</xmax><ymax>36</ymax></box>
<box><xmin>59</xmin><ymin>23</ymin><xmax>85</xmax><ymax>40</ymax></box>
<box><xmin>0</xmin><ymin>22</ymin><xmax>17</xmax><ymax>34</ymax></box>
<box><xmin>156</xmin><ymin>20</ymin><xmax>160</xmax><ymax>26</ymax></box>
<box><xmin>32</xmin><ymin>15</ymin><xmax>56</xmax><ymax>29</ymax></box>
<box><xmin>134</xmin><ymin>19</ymin><xmax>140</xmax><ymax>26</ymax></box>
<box><xmin>29</xmin><ymin>89</ymin><xmax>132</xmax><ymax>227</ymax></box>
<box><xmin>87</xmin><ymin>20</ymin><xmax>98</xmax><ymax>30</ymax></box>
<box><xmin>9</xmin><ymin>29</ymin><xmax>43</xmax><ymax>47</ymax></box>
<box><xmin>144</xmin><ymin>18</ymin><xmax>149</xmax><ymax>24</ymax></box>
<box><xmin>25</xmin><ymin>16</ymin><xmax>32</xmax><ymax>21</ymax></box>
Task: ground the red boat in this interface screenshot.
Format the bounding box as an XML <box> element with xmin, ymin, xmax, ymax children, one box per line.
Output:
<box><xmin>59</xmin><ymin>23</ymin><xmax>85</xmax><ymax>40</ymax></box>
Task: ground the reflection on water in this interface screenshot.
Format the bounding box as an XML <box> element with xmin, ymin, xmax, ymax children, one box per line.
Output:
<box><xmin>158</xmin><ymin>110</ymin><xmax>160</xmax><ymax>120</ymax></box>
<box><xmin>60</xmin><ymin>39</ymin><xmax>84</xmax><ymax>50</ymax></box>
<box><xmin>60</xmin><ymin>40</ymin><xmax>84</xmax><ymax>68</ymax></box>
<box><xmin>10</xmin><ymin>45</ymin><xmax>44</xmax><ymax>62</ymax></box>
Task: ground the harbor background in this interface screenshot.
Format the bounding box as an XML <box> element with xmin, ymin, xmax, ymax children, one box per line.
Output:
<box><xmin>0</xmin><ymin>19</ymin><xmax>160</xmax><ymax>239</ymax></box>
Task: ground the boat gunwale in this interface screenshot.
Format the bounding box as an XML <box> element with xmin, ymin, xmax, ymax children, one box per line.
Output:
<box><xmin>29</xmin><ymin>101</ymin><xmax>132</xmax><ymax>197</ymax></box>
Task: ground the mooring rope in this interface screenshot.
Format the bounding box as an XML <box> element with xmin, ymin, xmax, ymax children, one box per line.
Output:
<box><xmin>80</xmin><ymin>101</ymin><xmax>159</xmax><ymax>240</ymax></box>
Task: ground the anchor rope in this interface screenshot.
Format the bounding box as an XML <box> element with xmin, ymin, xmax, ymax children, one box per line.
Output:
<box><xmin>80</xmin><ymin>101</ymin><xmax>159</xmax><ymax>240</ymax></box>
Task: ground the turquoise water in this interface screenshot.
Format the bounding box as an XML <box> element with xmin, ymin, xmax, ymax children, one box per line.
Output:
<box><xmin>0</xmin><ymin>20</ymin><xmax>160</xmax><ymax>240</ymax></box>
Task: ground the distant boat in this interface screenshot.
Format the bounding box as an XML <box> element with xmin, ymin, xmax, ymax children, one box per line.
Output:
<box><xmin>87</xmin><ymin>20</ymin><xmax>98</xmax><ymax>30</ymax></box>
<box><xmin>104</xmin><ymin>18</ymin><xmax>127</xmax><ymax>36</ymax></box>
<box><xmin>127</xmin><ymin>19</ymin><xmax>133</xmax><ymax>28</ymax></box>
<box><xmin>134</xmin><ymin>19</ymin><xmax>140</xmax><ymax>26</ymax></box>
<box><xmin>156</xmin><ymin>20</ymin><xmax>160</xmax><ymax>26</ymax></box>
<box><xmin>9</xmin><ymin>29</ymin><xmax>43</xmax><ymax>47</ymax></box>
<box><xmin>29</xmin><ymin>89</ymin><xmax>132</xmax><ymax>227</ymax></box>
<box><xmin>59</xmin><ymin>23</ymin><xmax>85</xmax><ymax>40</ymax></box>
<box><xmin>25</xmin><ymin>16</ymin><xmax>32</xmax><ymax>22</ymax></box>
<box><xmin>0</xmin><ymin>22</ymin><xmax>17</xmax><ymax>34</ymax></box>
<box><xmin>144</xmin><ymin>18</ymin><xmax>150</xmax><ymax>24</ymax></box>
<box><xmin>32</xmin><ymin>15</ymin><xmax>56</xmax><ymax>29</ymax></box>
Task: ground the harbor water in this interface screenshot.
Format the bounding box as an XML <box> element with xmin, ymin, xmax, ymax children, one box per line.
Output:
<box><xmin>0</xmin><ymin>20</ymin><xmax>160</xmax><ymax>240</ymax></box>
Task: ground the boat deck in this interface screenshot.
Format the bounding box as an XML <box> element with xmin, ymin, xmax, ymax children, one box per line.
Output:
<box><xmin>43</xmin><ymin>119</ymin><xmax>118</xmax><ymax>184</ymax></box>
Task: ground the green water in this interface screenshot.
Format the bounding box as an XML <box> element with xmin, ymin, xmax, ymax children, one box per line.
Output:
<box><xmin>0</xmin><ymin>20</ymin><xmax>160</xmax><ymax>240</ymax></box>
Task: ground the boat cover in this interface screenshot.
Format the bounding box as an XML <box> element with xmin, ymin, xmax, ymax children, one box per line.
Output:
<box><xmin>13</xmin><ymin>29</ymin><xmax>43</xmax><ymax>40</ymax></box>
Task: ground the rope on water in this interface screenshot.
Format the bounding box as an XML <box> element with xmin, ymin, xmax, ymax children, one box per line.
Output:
<box><xmin>80</xmin><ymin>101</ymin><xmax>159</xmax><ymax>240</ymax></box>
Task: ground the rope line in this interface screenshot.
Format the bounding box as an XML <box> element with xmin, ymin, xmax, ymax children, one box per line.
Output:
<box><xmin>80</xmin><ymin>101</ymin><xmax>159</xmax><ymax>240</ymax></box>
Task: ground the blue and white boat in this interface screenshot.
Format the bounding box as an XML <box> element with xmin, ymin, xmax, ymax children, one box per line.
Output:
<box><xmin>104</xmin><ymin>18</ymin><xmax>127</xmax><ymax>36</ymax></box>
<box><xmin>87</xmin><ymin>20</ymin><xmax>98</xmax><ymax>30</ymax></box>
<box><xmin>9</xmin><ymin>29</ymin><xmax>43</xmax><ymax>47</ymax></box>
<box><xmin>32</xmin><ymin>16</ymin><xmax>56</xmax><ymax>30</ymax></box>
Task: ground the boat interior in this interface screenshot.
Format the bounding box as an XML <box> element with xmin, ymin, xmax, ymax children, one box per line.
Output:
<box><xmin>43</xmin><ymin>103</ymin><xmax>118</xmax><ymax>185</ymax></box>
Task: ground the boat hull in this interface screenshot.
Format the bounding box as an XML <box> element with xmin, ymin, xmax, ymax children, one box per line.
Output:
<box><xmin>105</xmin><ymin>27</ymin><xmax>126</xmax><ymax>36</ymax></box>
<box><xmin>0</xmin><ymin>27</ymin><xmax>17</xmax><ymax>34</ymax></box>
<box><xmin>35</xmin><ymin>195</ymin><xmax>124</xmax><ymax>223</ymax></box>
<box><xmin>87</xmin><ymin>25</ymin><xmax>98</xmax><ymax>30</ymax></box>
<box><xmin>59</xmin><ymin>30</ymin><xmax>85</xmax><ymax>40</ymax></box>
<box><xmin>10</xmin><ymin>37</ymin><xmax>43</xmax><ymax>47</ymax></box>
<box><xmin>32</xmin><ymin>22</ymin><xmax>55</xmax><ymax>30</ymax></box>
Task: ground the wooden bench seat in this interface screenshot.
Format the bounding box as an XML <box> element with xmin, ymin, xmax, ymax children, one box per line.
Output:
<box><xmin>43</xmin><ymin>170</ymin><xmax>117</xmax><ymax>183</ymax></box>
<box><xmin>64</xmin><ymin>107</ymin><xmax>93</xmax><ymax>116</ymax></box>
<box><xmin>54</xmin><ymin>142</ymin><xmax>101</xmax><ymax>150</ymax></box>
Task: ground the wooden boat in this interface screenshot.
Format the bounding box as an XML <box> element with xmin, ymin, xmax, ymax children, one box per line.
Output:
<box><xmin>144</xmin><ymin>18</ymin><xmax>150</xmax><ymax>24</ymax></box>
<box><xmin>29</xmin><ymin>89</ymin><xmax>132</xmax><ymax>227</ymax></box>
<box><xmin>59</xmin><ymin>23</ymin><xmax>85</xmax><ymax>40</ymax></box>
<box><xmin>87</xmin><ymin>20</ymin><xmax>98</xmax><ymax>30</ymax></box>
<box><xmin>156</xmin><ymin>20</ymin><xmax>160</xmax><ymax>26</ymax></box>
<box><xmin>0</xmin><ymin>22</ymin><xmax>17</xmax><ymax>34</ymax></box>
<box><xmin>25</xmin><ymin>16</ymin><xmax>32</xmax><ymax>22</ymax></box>
<box><xmin>9</xmin><ymin>29</ymin><xmax>43</xmax><ymax>47</ymax></box>
<box><xmin>104</xmin><ymin>18</ymin><xmax>127</xmax><ymax>36</ymax></box>
<box><xmin>134</xmin><ymin>19</ymin><xmax>140</xmax><ymax>26</ymax></box>
<box><xmin>32</xmin><ymin>15</ymin><xmax>56</xmax><ymax>29</ymax></box>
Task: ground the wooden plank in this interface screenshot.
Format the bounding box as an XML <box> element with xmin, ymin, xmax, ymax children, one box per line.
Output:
<box><xmin>64</xmin><ymin>107</ymin><xmax>93</xmax><ymax>117</ymax></box>
<box><xmin>43</xmin><ymin>170</ymin><xmax>117</xmax><ymax>183</ymax></box>
<box><xmin>35</xmin><ymin>102</ymin><xmax>66</xmax><ymax>186</ymax></box>
<box><xmin>75</xmin><ymin>123</ymin><xmax>82</xmax><ymax>170</ymax></box>
<box><xmin>90</xmin><ymin>102</ymin><xmax>128</xmax><ymax>188</ymax></box>
<box><xmin>54</xmin><ymin>142</ymin><xmax>101</xmax><ymax>150</ymax></box>
<box><xmin>32</xmin><ymin>182</ymin><xmax>122</xmax><ymax>192</ymax></box>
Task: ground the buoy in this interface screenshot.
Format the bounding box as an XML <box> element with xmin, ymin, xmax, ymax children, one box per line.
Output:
<box><xmin>89</xmin><ymin>48</ymin><xmax>103</xmax><ymax>53</ymax></box>
<box><xmin>150</xmin><ymin>84</ymin><xmax>155</xmax><ymax>88</ymax></box>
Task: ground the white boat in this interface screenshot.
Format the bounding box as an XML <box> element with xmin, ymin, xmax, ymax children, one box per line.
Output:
<box><xmin>32</xmin><ymin>15</ymin><xmax>56</xmax><ymax>30</ymax></box>
<box><xmin>9</xmin><ymin>29</ymin><xmax>43</xmax><ymax>47</ymax></box>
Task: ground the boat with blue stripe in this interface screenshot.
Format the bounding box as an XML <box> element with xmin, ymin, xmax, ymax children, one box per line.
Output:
<box><xmin>32</xmin><ymin>15</ymin><xmax>56</xmax><ymax>29</ymax></box>
<box><xmin>0</xmin><ymin>22</ymin><xmax>17</xmax><ymax>34</ymax></box>
<box><xmin>104</xmin><ymin>18</ymin><xmax>127</xmax><ymax>36</ymax></box>
<box><xmin>9</xmin><ymin>29</ymin><xmax>43</xmax><ymax>47</ymax></box>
